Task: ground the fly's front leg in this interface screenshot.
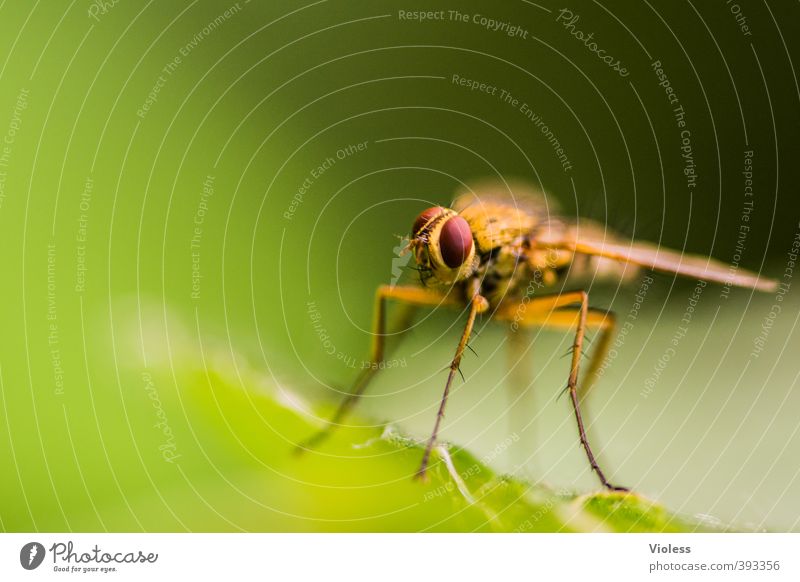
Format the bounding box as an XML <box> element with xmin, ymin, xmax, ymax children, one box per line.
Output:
<box><xmin>415</xmin><ymin>293</ymin><xmax>490</xmax><ymax>481</ymax></box>
<box><xmin>495</xmin><ymin>292</ymin><xmax>627</xmax><ymax>491</ymax></box>
<box><xmin>296</xmin><ymin>285</ymin><xmax>457</xmax><ymax>453</ymax></box>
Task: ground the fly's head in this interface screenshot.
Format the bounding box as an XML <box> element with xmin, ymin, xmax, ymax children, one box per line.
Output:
<box><xmin>406</xmin><ymin>206</ymin><xmax>479</xmax><ymax>287</ymax></box>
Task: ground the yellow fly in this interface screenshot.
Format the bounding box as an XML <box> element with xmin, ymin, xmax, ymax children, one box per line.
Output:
<box><xmin>298</xmin><ymin>180</ymin><xmax>777</xmax><ymax>490</ymax></box>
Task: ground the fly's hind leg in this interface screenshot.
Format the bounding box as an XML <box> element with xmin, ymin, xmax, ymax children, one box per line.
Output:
<box><xmin>495</xmin><ymin>292</ymin><xmax>626</xmax><ymax>491</ymax></box>
<box><xmin>295</xmin><ymin>285</ymin><xmax>457</xmax><ymax>453</ymax></box>
<box><xmin>503</xmin><ymin>307</ymin><xmax>614</xmax><ymax>475</ymax></box>
<box><xmin>524</xmin><ymin>307</ymin><xmax>617</xmax><ymax>399</ymax></box>
<box><xmin>576</xmin><ymin>309</ymin><xmax>616</xmax><ymax>400</ymax></box>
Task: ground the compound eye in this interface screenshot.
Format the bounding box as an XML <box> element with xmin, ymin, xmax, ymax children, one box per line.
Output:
<box><xmin>412</xmin><ymin>206</ymin><xmax>445</xmax><ymax>236</ymax></box>
<box><xmin>438</xmin><ymin>216</ymin><xmax>473</xmax><ymax>268</ymax></box>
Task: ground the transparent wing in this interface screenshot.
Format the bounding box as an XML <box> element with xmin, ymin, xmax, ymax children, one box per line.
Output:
<box><xmin>541</xmin><ymin>233</ymin><xmax>777</xmax><ymax>292</ymax></box>
<box><xmin>451</xmin><ymin>178</ymin><xmax>559</xmax><ymax>219</ymax></box>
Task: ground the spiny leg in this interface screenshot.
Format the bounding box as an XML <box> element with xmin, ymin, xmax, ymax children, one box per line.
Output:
<box><xmin>494</xmin><ymin>292</ymin><xmax>626</xmax><ymax>491</ymax></box>
<box><xmin>415</xmin><ymin>294</ymin><xmax>489</xmax><ymax>480</ymax></box>
<box><xmin>547</xmin><ymin>299</ymin><xmax>626</xmax><ymax>490</ymax></box>
<box><xmin>502</xmin><ymin>308</ymin><xmax>615</xmax><ymax>458</ymax></box>
<box><xmin>533</xmin><ymin>307</ymin><xmax>618</xmax><ymax>488</ymax></box>
<box><xmin>514</xmin><ymin>306</ymin><xmax>617</xmax><ymax>397</ymax></box>
<box><xmin>296</xmin><ymin>285</ymin><xmax>457</xmax><ymax>453</ymax></box>
<box><xmin>576</xmin><ymin>309</ymin><xmax>616</xmax><ymax>399</ymax></box>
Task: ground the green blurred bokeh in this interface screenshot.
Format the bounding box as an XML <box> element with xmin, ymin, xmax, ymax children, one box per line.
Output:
<box><xmin>0</xmin><ymin>1</ymin><xmax>798</xmax><ymax>532</ymax></box>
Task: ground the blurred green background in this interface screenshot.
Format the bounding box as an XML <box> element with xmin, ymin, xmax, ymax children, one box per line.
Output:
<box><xmin>0</xmin><ymin>0</ymin><xmax>799</xmax><ymax>532</ymax></box>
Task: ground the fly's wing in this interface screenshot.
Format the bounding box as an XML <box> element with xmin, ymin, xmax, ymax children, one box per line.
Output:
<box><xmin>451</xmin><ymin>179</ymin><xmax>560</xmax><ymax>216</ymax></box>
<box><xmin>451</xmin><ymin>179</ymin><xmax>561</xmax><ymax>253</ymax></box>
<box><xmin>539</xmin><ymin>230</ymin><xmax>778</xmax><ymax>292</ymax></box>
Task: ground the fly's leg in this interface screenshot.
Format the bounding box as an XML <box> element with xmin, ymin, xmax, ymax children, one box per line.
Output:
<box><xmin>535</xmin><ymin>307</ymin><xmax>617</xmax><ymax>484</ymax></box>
<box><xmin>509</xmin><ymin>308</ymin><xmax>617</xmax><ymax>397</ymax></box>
<box><xmin>495</xmin><ymin>292</ymin><xmax>627</xmax><ymax>491</ymax></box>
<box><xmin>576</xmin><ymin>309</ymin><xmax>616</xmax><ymax>399</ymax></box>
<box><xmin>415</xmin><ymin>293</ymin><xmax>489</xmax><ymax>480</ymax></box>
<box><xmin>295</xmin><ymin>285</ymin><xmax>457</xmax><ymax>454</ymax></box>
<box><xmin>504</xmin><ymin>310</ymin><xmax>616</xmax><ymax>474</ymax></box>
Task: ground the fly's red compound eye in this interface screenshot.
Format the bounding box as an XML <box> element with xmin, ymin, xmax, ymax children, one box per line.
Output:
<box><xmin>438</xmin><ymin>216</ymin><xmax>473</xmax><ymax>268</ymax></box>
<box><xmin>412</xmin><ymin>206</ymin><xmax>445</xmax><ymax>236</ymax></box>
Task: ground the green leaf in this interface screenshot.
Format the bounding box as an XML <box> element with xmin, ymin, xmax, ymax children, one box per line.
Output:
<box><xmin>167</xmin><ymin>365</ymin><xmax>724</xmax><ymax>532</ymax></box>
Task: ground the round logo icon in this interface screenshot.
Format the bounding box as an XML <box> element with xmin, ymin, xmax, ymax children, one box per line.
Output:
<box><xmin>20</xmin><ymin>542</ymin><xmax>46</xmax><ymax>570</ymax></box>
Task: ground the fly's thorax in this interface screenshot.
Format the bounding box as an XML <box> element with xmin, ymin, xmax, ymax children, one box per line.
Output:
<box><xmin>410</xmin><ymin>207</ymin><xmax>479</xmax><ymax>287</ymax></box>
<box><xmin>476</xmin><ymin>237</ymin><xmax>571</xmax><ymax>305</ymax></box>
<box><xmin>472</xmin><ymin>242</ymin><xmax>533</xmax><ymax>305</ymax></box>
<box><xmin>457</xmin><ymin>202</ymin><xmax>538</xmax><ymax>255</ymax></box>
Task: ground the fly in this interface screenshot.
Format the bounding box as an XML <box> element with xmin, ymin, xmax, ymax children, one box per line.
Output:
<box><xmin>297</xmin><ymin>180</ymin><xmax>777</xmax><ymax>490</ymax></box>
